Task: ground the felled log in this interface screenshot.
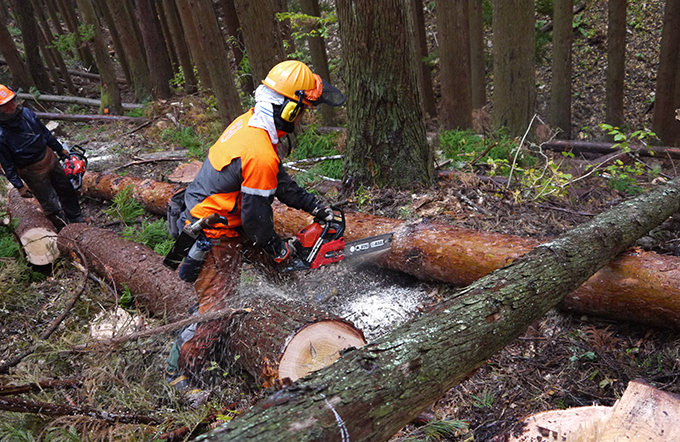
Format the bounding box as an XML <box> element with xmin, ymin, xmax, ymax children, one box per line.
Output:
<box><xmin>57</xmin><ymin>224</ymin><xmax>195</xmax><ymax>321</ymax></box>
<box><xmin>506</xmin><ymin>379</ymin><xmax>680</xmax><ymax>441</ymax></box>
<box><xmin>543</xmin><ymin>139</ymin><xmax>680</xmax><ymax>159</ymax></box>
<box><xmin>35</xmin><ymin>112</ymin><xmax>147</xmax><ymax>123</ymax></box>
<box><xmin>79</xmin><ymin>172</ymin><xmax>680</xmax><ymax>329</ymax></box>
<box><xmin>16</xmin><ymin>92</ymin><xmax>142</xmax><ymax>109</ymax></box>
<box><xmin>57</xmin><ymin>224</ymin><xmax>366</xmax><ymax>385</ymax></box>
<box><xmin>6</xmin><ymin>187</ymin><xmax>59</xmax><ymax>265</ymax></box>
<box><xmin>198</xmin><ymin>167</ymin><xmax>680</xmax><ymax>442</ymax></box>
<box><xmin>81</xmin><ymin>171</ymin><xmax>183</xmax><ymax>216</ymax></box>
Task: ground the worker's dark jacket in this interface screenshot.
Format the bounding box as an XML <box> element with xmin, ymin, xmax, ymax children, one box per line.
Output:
<box><xmin>0</xmin><ymin>107</ymin><xmax>64</xmax><ymax>189</ymax></box>
<box><xmin>183</xmin><ymin>109</ymin><xmax>320</xmax><ymax>247</ymax></box>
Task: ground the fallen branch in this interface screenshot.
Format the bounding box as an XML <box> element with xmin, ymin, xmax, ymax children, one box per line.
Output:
<box><xmin>0</xmin><ymin>379</ymin><xmax>82</xmax><ymax>396</ymax></box>
<box><xmin>72</xmin><ymin>307</ymin><xmax>250</xmax><ymax>351</ymax></box>
<box><xmin>17</xmin><ymin>92</ymin><xmax>143</xmax><ymax>110</ymax></box>
<box><xmin>0</xmin><ymin>396</ymin><xmax>162</xmax><ymax>425</ymax></box>
<box><xmin>543</xmin><ymin>139</ymin><xmax>680</xmax><ymax>159</ymax></box>
<box><xmin>34</xmin><ymin>112</ymin><xmax>147</xmax><ymax>123</ymax></box>
<box><xmin>109</xmin><ymin>157</ymin><xmax>187</xmax><ymax>173</ymax></box>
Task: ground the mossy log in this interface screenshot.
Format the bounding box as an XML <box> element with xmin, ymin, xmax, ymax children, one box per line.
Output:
<box><xmin>198</xmin><ymin>177</ymin><xmax>680</xmax><ymax>441</ymax></box>
<box><xmin>57</xmin><ymin>224</ymin><xmax>196</xmax><ymax>321</ymax></box>
<box><xmin>80</xmin><ymin>172</ymin><xmax>680</xmax><ymax>329</ymax></box>
<box><xmin>6</xmin><ymin>187</ymin><xmax>59</xmax><ymax>265</ymax></box>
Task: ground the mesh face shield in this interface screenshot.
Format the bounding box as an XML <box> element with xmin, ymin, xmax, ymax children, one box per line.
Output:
<box><xmin>305</xmin><ymin>76</ymin><xmax>346</xmax><ymax>108</ymax></box>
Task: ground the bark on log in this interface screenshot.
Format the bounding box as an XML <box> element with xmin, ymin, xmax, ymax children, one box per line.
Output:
<box><xmin>81</xmin><ymin>171</ymin><xmax>183</xmax><ymax>216</ymax></box>
<box><xmin>543</xmin><ymin>139</ymin><xmax>680</xmax><ymax>159</ymax></box>
<box><xmin>79</xmin><ymin>172</ymin><xmax>680</xmax><ymax>330</ymax></box>
<box><xmin>16</xmin><ymin>92</ymin><xmax>143</xmax><ymax>110</ymax></box>
<box><xmin>34</xmin><ymin>112</ymin><xmax>147</xmax><ymax>123</ymax></box>
<box><xmin>198</xmin><ymin>177</ymin><xmax>680</xmax><ymax>442</ymax></box>
<box><xmin>57</xmin><ymin>224</ymin><xmax>196</xmax><ymax>321</ymax></box>
<box><xmin>6</xmin><ymin>187</ymin><xmax>59</xmax><ymax>265</ymax></box>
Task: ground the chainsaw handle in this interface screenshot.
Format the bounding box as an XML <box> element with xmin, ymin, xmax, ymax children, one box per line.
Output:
<box><xmin>314</xmin><ymin>206</ymin><xmax>345</xmax><ymax>240</ymax></box>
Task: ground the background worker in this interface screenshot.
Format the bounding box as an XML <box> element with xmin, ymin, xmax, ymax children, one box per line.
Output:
<box><xmin>0</xmin><ymin>85</ymin><xmax>82</xmax><ymax>229</ymax></box>
<box><xmin>165</xmin><ymin>60</ymin><xmax>346</xmax><ymax>395</ymax></box>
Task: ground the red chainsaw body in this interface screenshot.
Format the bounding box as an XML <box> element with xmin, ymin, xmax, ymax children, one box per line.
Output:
<box><xmin>293</xmin><ymin>212</ymin><xmax>346</xmax><ymax>269</ymax></box>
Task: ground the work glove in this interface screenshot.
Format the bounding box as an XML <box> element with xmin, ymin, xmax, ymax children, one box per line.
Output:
<box><xmin>264</xmin><ymin>236</ymin><xmax>295</xmax><ymax>263</ymax></box>
<box><xmin>311</xmin><ymin>204</ymin><xmax>334</xmax><ymax>222</ymax></box>
<box><xmin>17</xmin><ymin>185</ymin><xmax>33</xmax><ymax>198</ymax></box>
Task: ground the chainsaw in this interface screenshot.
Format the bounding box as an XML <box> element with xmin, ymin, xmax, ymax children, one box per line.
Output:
<box><xmin>62</xmin><ymin>144</ymin><xmax>87</xmax><ymax>190</ymax></box>
<box><xmin>283</xmin><ymin>206</ymin><xmax>394</xmax><ymax>271</ymax></box>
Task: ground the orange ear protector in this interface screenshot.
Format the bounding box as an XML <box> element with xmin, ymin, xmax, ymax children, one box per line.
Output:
<box><xmin>280</xmin><ymin>91</ymin><xmax>306</xmax><ymax>123</ymax></box>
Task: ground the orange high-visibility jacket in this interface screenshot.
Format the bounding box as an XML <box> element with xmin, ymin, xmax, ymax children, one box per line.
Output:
<box><xmin>183</xmin><ymin>110</ymin><xmax>320</xmax><ymax>244</ymax></box>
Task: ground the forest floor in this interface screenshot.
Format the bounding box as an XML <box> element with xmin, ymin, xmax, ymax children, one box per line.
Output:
<box><xmin>1</xmin><ymin>0</ymin><xmax>680</xmax><ymax>441</ymax></box>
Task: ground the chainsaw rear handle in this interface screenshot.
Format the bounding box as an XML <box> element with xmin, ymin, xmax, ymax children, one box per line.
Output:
<box><xmin>313</xmin><ymin>205</ymin><xmax>345</xmax><ymax>240</ymax></box>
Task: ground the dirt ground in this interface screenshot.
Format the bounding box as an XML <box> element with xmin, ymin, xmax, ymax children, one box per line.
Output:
<box><xmin>2</xmin><ymin>1</ymin><xmax>680</xmax><ymax>440</ymax></box>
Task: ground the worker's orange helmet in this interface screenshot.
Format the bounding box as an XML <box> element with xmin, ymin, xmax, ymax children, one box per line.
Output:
<box><xmin>0</xmin><ymin>85</ymin><xmax>15</xmax><ymax>106</ymax></box>
<box><xmin>263</xmin><ymin>60</ymin><xmax>345</xmax><ymax>108</ymax></box>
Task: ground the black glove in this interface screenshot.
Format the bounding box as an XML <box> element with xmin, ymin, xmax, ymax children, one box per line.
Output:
<box><xmin>58</xmin><ymin>148</ymin><xmax>69</xmax><ymax>161</ymax></box>
<box><xmin>264</xmin><ymin>236</ymin><xmax>295</xmax><ymax>263</ymax></box>
<box><xmin>311</xmin><ymin>204</ymin><xmax>334</xmax><ymax>222</ymax></box>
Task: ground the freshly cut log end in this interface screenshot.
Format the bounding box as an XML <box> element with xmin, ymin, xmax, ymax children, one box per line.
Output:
<box><xmin>20</xmin><ymin>227</ymin><xmax>59</xmax><ymax>266</ymax></box>
<box><xmin>278</xmin><ymin>321</ymin><xmax>367</xmax><ymax>382</ymax></box>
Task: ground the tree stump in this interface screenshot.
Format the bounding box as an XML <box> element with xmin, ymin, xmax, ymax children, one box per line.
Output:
<box><xmin>6</xmin><ymin>187</ymin><xmax>59</xmax><ymax>265</ymax></box>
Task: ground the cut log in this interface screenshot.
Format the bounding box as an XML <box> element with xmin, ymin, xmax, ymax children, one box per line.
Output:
<box><xmin>34</xmin><ymin>112</ymin><xmax>147</xmax><ymax>123</ymax></box>
<box><xmin>543</xmin><ymin>139</ymin><xmax>680</xmax><ymax>159</ymax></box>
<box><xmin>57</xmin><ymin>224</ymin><xmax>195</xmax><ymax>321</ymax></box>
<box><xmin>6</xmin><ymin>188</ymin><xmax>59</xmax><ymax>265</ymax></box>
<box><xmin>168</xmin><ymin>160</ymin><xmax>204</xmax><ymax>183</ymax></box>
<box><xmin>506</xmin><ymin>379</ymin><xmax>680</xmax><ymax>442</ymax></box>
<box><xmin>196</xmin><ymin>170</ymin><xmax>680</xmax><ymax>442</ymax></box>
<box><xmin>16</xmin><ymin>92</ymin><xmax>142</xmax><ymax>109</ymax></box>
<box><xmin>56</xmin><ymin>224</ymin><xmax>366</xmax><ymax>385</ymax></box>
<box><xmin>81</xmin><ymin>171</ymin><xmax>183</xmax><ymax>216</ymax></box>
<box><xmin>79</xmin><ymin>172</ymin><xmax>680</xmax><ymax>330</ymax></box>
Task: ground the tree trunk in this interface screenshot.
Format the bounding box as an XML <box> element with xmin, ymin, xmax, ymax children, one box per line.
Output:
<box><xmin>17</xmin><ymin>92</ymin><xmax>143</xmax><ymax>110</ymax></box>
<box><xmin>162</xmin><ymin>0</ymin><xmax>198</xmax><ymax>94</ymax></box>
<box><xmin>104</xmin><ymin>0</ymin><xmax>152</xmax><ymax>101</ymax></box>
<box><xmin>218</xmin><ymin>0</ymin><xmax>252</xmax><ymax>95</ymax></box>
<box><xmin>134</xmin><ymin>0</ymin><xmax>173</xmax><ymax>99</ymax></box>
<box><xmin>57</xmin><ymin>224</ymin><xmax>196</xmax><ymax>321</ymax></box>
<box><xmin>469</xmin><ymin>0</ymin><xmax>486</xmax><ymax>110</ymax></box>
<box><xmin>551</xmin><ymin>0</ymin><xmax>573</xmax><ymax>138</ymax></box>
<box><xmin>492</xmin><ymin>0</ymin><xmax>535</xmax><ymax>136</ymax></box>
<box><xmin>187</xmin><ymin>0</ymin><xmax>242</xmax><ymax>126</ymax></box>
<box><xmin>299</xmin><ymin>0</ymin><xmax>336</xmax><ymax>125</ymax></box>
<box><xmin>55</xmin><ymin>0</ymin><xmax>97</xmax><ymax>71</ymax></box>
<box><xmin>175</xmin><ymin>0</ymin><xmax>212</xmax><ymax>90</ymax></box>
<box><xmin>6</xmin><ymin>188</ymin><xmax>59</xmax><ymax>266</ymax></box>
<box><xmin>652</xmin><ymin>0</ymin><xmax>680</xmax><ymax>146</ymax></box>
<box><xmin>337</xmin><ymin>0</ymin><xmax>433</xmax><ymax>189</ymax></box>
<box><xmin>75</xmin><ymin>0</ymin><xmax>123</xmax><ymax>114</ymax></box>
<box><xmin>79</xmin><ymin>171</ymin><xmax>680</xmax><ymax>330</ymax></box>
<box><xmin>606</xmin><ymin>0</ymin><xmax>626</xmax><ymax>129</ymax></box>
<box><xmin>95</xmin><ymin>0</ymin><xmax>132</xmax><ymax>85</ymax></box>
<box><xmin>0</xmin><ymin>8</ymin><xmax>35</xmax><ymax>90</ymax></box>
<box><xmin>232</xmin><ymin>0</ymin><xmax>286</xmax><ymax>85</ymax></box>
<box><xmin>9</xmin><ymin>0</ymin><xmax>53</xmax><ymax>92</ymax></box>
<box><xmin>438</xmin><ymin>0</ymin><xmax>472</xmax><ymax>130</ymax></box>
<box><xmin>198</xmin><ymin>177</ymin><xmax>680</xmax><ymax>442</ymax></box>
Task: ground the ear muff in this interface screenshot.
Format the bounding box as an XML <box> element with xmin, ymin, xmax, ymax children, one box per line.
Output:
<box><xmin>280</xmin><ymin>98</ymin><xmax>303</xmax><ymax>123</ymax></box>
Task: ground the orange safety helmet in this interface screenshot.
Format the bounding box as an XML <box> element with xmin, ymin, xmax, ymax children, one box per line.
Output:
<box><xmin>0</xmin><ymin>85</ymin><xmax>15</xmax><ymax>106</ymax></box>
<box><xmin>262</xmin><ymin>60</ymin><xmax>346</xmax><ymax>109</ymax></box>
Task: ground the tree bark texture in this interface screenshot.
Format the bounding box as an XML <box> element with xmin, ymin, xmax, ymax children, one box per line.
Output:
<box><xmin>337</xmin><ymin>0</ymin><xmax>433</xmax><ymax>189</ymax></box>
<box><xmin>411</xmin><ymin>0</ymin><xmax>436</xmax><ymax>120</ymax></box>
<box><xmin>134</xmin><ymin>0</ymin><xmax>173</xmax><ymax>100</ymax></box>
<box><xmin>550</xmin><ymin>0</ymin><xmax>573</xmax><ymax>138</ymax></box>
<box><xmin>175</xmin><ymin>0</ymin><xmax>212</xmax><ymax>89</ymax></box>
<box><xmin>492</xmin><ymin>0</ymin><xmax>535</xmax><ymax>136</ymax></box>
<box><xmin>9</xmin><ymin>0</ymin><xmax>53</xmax><ymax>92</ymax></box>
<box><xmin>6</xmin><ymin>188</ymin><xmax>60</xmax><ymax>266</ymax></box>
<box><xmin>162</xmin><ymin>0</ymin><xmax>198</xmax><ymax>94</ymax></box>
<box><xmin>104</xmin><ymin>0</ymin><xmax>152</xmax><ymax>101</ymax></box>
<box><xmin>652</xmin><ymin>0</ymin><xmax>680</xmax><ymax>146</ymax></box>
<box><xmin>438</xmin><ymin>0</ymin><xmax>472</xmax><ymax>130</ymax></box>
<box><xmin>606</xmin><ymin>0</ymin><xmax>626</xmax><ymax>128</ymax></box>
<box><xmin>79</xmin><ymin>172</ymin><xmax>680</xmax><ymax>330</ymax></box>
<box><xmin>57</xmin><ymin>223</ymin><xmax>196</xmax><ymax>321</ymax></box>
<box><xmin>96</xmin><ymin>0</ymin><xmax>132</xmax><ymax>85</ymax></box>
<box><xmin>469</xmin><ymin>0</ymin><xmax>486</xmax><ymax>110</ymax></box>
<box><xmin>75</xmin><ymin>0</ymin><xmax>123</xmax><ymax>114</ymax></box>
<box><xmin>0</xmin><ymin>9</ymin><xmax>35</xmax><ymax>90</ymax></box>
<box><xmin>198</xmin><ymin>177</ymin><xmax>680</xmax><ymax>442</ymax></box>
<box><xmin>218</xmin><ymin>0</ymin><xmax>251</xmax><ymax>94</ymax></box>
<box><xmin>232</xmin><ymin>0</ymin><xmax>286</xmax><ymax>85</ymax></box>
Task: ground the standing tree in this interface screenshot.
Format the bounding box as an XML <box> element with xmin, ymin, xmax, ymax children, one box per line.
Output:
<box><xmin>96</xmin><ymin>0</ymin><xmax>132</xmax><ymax>85</ymax></box>
<box><xmin>411</xmin><ymin>0</ymin><xmax>436</xmax><ymax>121</ymax></box>
<box><xmin>550</xmin><ymin>0</ymin><xmax>574</xmax><ymax>138</ymax></box>
<box><xmin>337</xmin><ymin>0</ymin><xmax>433</xmax><ymax>189</ymax></box>
<box><xmin>55</xmin><ymin>0</ymin><xmax>96</xmax><ymax>71</ymax></box>
<box><xmin>104</xmin><ymin>0</ymin><xmax>152</xmax><ymax>101</ymax></box>
<box><xmin>492</xmin><ymin>0</ymin><xmax>535</xmax><ymax>136</ymax></box>
<box><xmin>75</xmin><ymin>0</ymin><xmax>122</xmax><ymax>114</ymax></box>
<box><xmin>9</xmin><ymin>0</ymin><xmax>53</xmax><ymax>93</ymax></box>
<box><xmin>0</xmin><ymin>5</ymin><xmax>35</xmax><ymax>90</ymax></box>
<box><xmin>469</xmin><ymin>0</ymin><xmax>486</xmax><ymax>110</ymax></box>
<box><xmin>438</xmin><ymin>0</ymin><xmax>472</xmax><ymax>130</ymax></box>
<box><xmin>606</xmin><ymin>0</ymin><xmax>626</xmax><ymax>129</ymax></box>
<box><xmin>652</xmin><ymin>0</ymin><xmax>680</xmax><ymax>146</ymax></box>
<box><xmin>134</xmin><ymin>0</ymin><xmax>173</xmax><ymax>99</ymax></box>
<box><xmin>232</xmin><ymin>0</ymin><xmax>286</xmax><ymax>85</ymax></box>
<box><xmin>162</xmin><ymin>0</ymin><xmax>198</xmax><ymax>93</ymax></box>
<box><xmin>175</xmin><ymin>0</ymin><xmax>212</xmax><ymax>89</ymax></box>
<box><xmin>218</xmin><ymin>0</ymin><xmax>253</xmax><ymax>95</ymax></box>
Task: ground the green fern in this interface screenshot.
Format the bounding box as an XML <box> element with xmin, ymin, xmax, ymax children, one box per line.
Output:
<box><xmin>103</xmin><ymin>185</ymin><xmax>145</xmax><ymax>224</ymax></box>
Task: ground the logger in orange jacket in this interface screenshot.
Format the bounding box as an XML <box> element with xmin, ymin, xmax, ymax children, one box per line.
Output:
<box><xmin>165</xmin><ymin>60</ymin><xmax>346</xmax><ymax>396</ymax></box>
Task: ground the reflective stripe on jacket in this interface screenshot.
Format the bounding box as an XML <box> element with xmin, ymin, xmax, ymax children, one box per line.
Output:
<box><xmin>184</xmin><ymin>110</ymin><xmax>319</xmax><ymax>244</ymax></box>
